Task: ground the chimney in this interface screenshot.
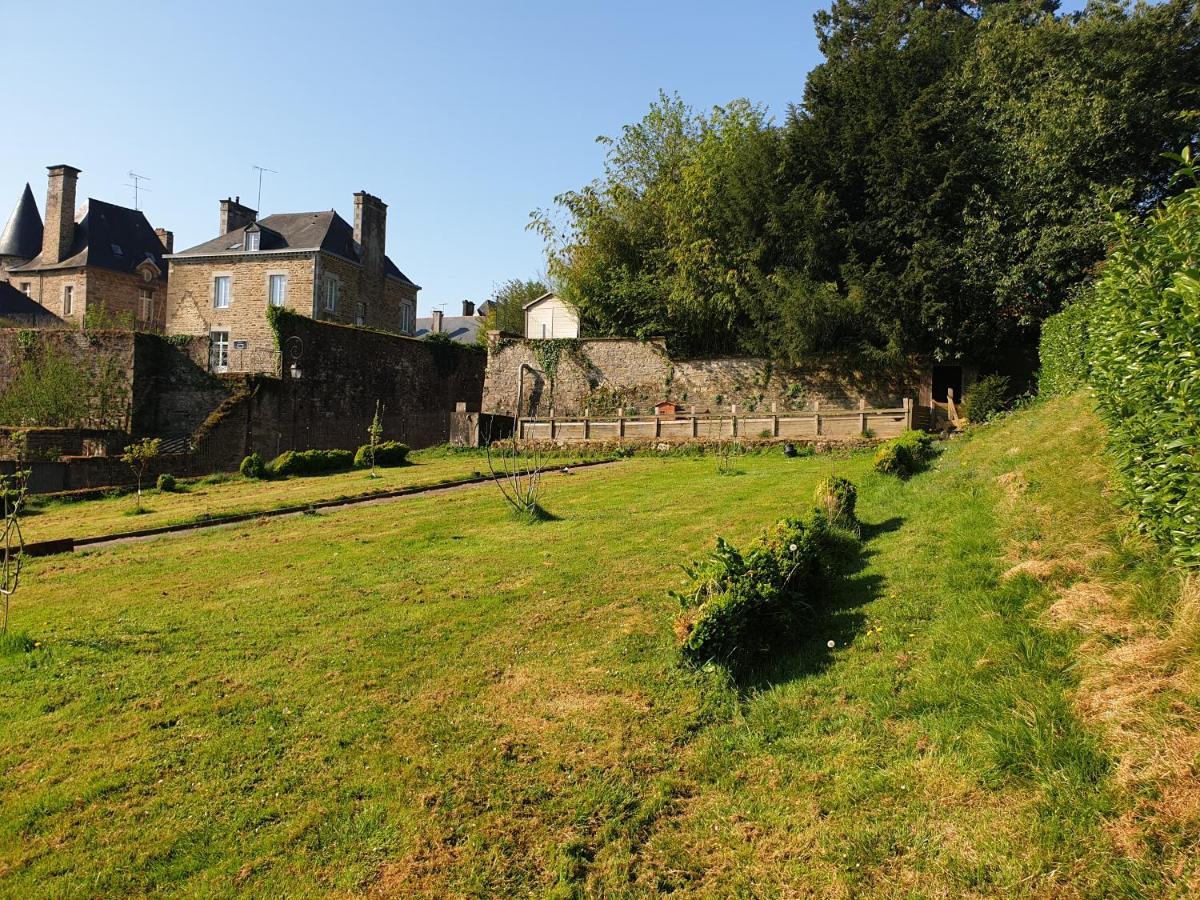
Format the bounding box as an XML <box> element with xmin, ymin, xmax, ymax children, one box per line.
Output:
<box><xmin>155</xmin><ymin>228</ymin><xmax>174</xmax><ymax>254</ymax></box>
<box><xmin>43</xmin><ymin>164</ymin><xmax>80</xmax><ymax>265</ymax></box>
<box><xmin>462</xmin><ymin>300</ymin><xmax>475</xmax><ymax>317</ymax></box>
<box><xmin>353</xmin><ymin>191</ymin><xmax>387</xmax><ymax>279</ymax></box>
<box><xmin>431</xmin><ymin>309</ymin><xmax>444</xmax><ymax>333</ymax></box>
<box><xmin>219</xmin><ymin>196</ymin><xmax>257</xmax><ymax>234</ymax></box>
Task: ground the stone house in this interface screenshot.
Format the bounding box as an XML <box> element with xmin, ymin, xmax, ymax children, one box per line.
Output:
<box><xmin>524</xmin><ymin>292</ymin><xmax>579</xmax><ymax>339</ymax></box>
<box><xmin>2</xmin><ymin>166</ymin><xmax>171</xmax><ymax>330</ymax></box>
<box><xmin>165</xmin><ymin>192</ymin><xmax>419</xmax><ymax>373</ymax></box>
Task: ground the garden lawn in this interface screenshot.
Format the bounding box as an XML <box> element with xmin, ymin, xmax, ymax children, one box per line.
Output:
<box><xmin>21</xmin><ymin>448</ymin><xmax>611</xmax><ymax>543</ymax></box>
<box><xmin>2</xmin><ymin>400</ymin><xmax>1194</xmax><ymax>896</ymax></box>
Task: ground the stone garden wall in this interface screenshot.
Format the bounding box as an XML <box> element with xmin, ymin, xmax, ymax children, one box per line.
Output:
<box><xmin>483</xmin><ymin>337</ymin><xmax>933</xmax><ymax>417</ymax></box>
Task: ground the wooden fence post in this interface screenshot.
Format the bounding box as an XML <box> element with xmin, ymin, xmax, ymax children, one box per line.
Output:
<box><xmin>655</xmin><ymin>416</ymin><xmax>661</xmax><ymax>438</ymax></box>
<box><xmin>814</xmin><ymin>400</ymin><xmax>822</xmax><ymax>437</ymax></box>
<box><xmin>859</xmin><ymin>397</ymin><xmax>867</xmax><ymax>436</ymax></box>
<box><xmin>731</xmin><ymin>405</ymin><xmax>738</xmax><ymax>438</ymax></box>
<box><xmin>903</xmin><ymin>397</ymin><xmax>913</xmax><ymax>431</ymax></box>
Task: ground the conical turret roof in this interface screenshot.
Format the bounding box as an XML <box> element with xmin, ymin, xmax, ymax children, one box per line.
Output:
<box><xmin>0</xmin><ymin>184</ymin><xmax>43</xmax><ymax>260</ymax></box>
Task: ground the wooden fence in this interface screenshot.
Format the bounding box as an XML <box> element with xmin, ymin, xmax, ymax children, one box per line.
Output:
<box><xmin>518</xmin><ymin>399</ymin><xmax>915</xmax><ymax>443</ymax></box>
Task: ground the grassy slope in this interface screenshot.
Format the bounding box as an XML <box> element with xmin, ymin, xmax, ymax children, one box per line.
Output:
<box><xmin>1</xmin><ymin>398</ymin><xmax>1194</xmax><ymax>896</ymax></box>
<box><xmin>22</xmin><ymin>449</ymin><xmax>609</xmax><ymax>543</ymax></box>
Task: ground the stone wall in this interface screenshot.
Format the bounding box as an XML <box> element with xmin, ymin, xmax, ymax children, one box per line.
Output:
<box><xmin>483</xmin><ymin>337</ymin><xmax>933</xmax><ymax>417</ymax></box>
<box><xmin>188</xmin><ymin>314</ymin><xmax>487</xmax><ymax>470</ymax></box>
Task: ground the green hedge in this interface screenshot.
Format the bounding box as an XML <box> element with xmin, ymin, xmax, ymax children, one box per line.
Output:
<box><xmin>1038</xmin><ymin>300</ymin><xmax>1091</xmax><ymax>398</ymax></box>
<box><xmin>675</xmin><ymin>502</ymin><xmax>859</xmax><ymax>669</ymax></box>
<box><xmin>267</xmin><ymin>448</ymin><xmax>355</xmax><ymax>477</ymax></box>
<box><xmin>1041</xmin><ymin>156</ymin><xmax>1200</xmax><ymax>566</ymax></box>
<box><xmin>353</xmin><ymin>440</ymin><xmax>411</xmax><ymax>469</ymax></box>
<box><xmin>240</xmin><ymin>453</ymin><xmax>266</xmax><ymax>480</ymax></box>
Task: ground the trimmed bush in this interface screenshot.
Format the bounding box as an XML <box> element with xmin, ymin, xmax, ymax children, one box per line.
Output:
<box><xmin>155</xmin><ymin>473</ymin><xmax>177</xmax><ymax>493</ymax></box>
<box><xmin>267</xmin><ymin>448</ymin><xmax>354</xmax><ymax>477</ymax></box>
<box><xmin>240</xmin><ymin>452</ymin><xmax>266</xmax><ymax>480</ymax></box>
<box><xmin>873</xmin><ymin>430</ymin><xmax>935</xmax><ymax>478</ymax></box>
<box><xmin>353</xmin><ymin>440</ymin><xmax>411</xmax><ymax>469</ymax></box>
<box><xmin>1038</xmin><ymin>300</ymin><xmax>1091</xmax><ymax>397</ymax></box>
<box><xmin>675</xmin><ymin>512</ymin><xmax>858</xmax><ymax>668</ymax></box>
<box><xmin>813</xmin><ymin>476</ymin><xmax>858</xmax><ymax>531</ymax></box>
<box><xmin>962</xmin><ymin>374</ymin><xmax>1010</xmax><ymax>424</ymax></box>
<box><xmin>1040</xmin><ymin>153</ymin><xmax>1200</xmax><ymax>566</ymax></box>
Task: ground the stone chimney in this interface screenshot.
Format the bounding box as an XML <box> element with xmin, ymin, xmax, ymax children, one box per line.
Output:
<box><xmin>219</xmin><ymin>196</ymin><xmax>257</xmax><ymax>234</ymax></box>
<box><xmin>462</xmin><ymin>300</ymin><xmax>475</xmax><ymax>317</ymax></box>
<box><xmin>431</xmin><ymin>309</ymin><xmax>444</xmax><ymax>333</ymax></box>
<box><xmin>353</xmin><ymin>191</ymin><xmax>387</xmax><ymax>279</ymax></box>
<box><xmin>43</xmin><ymin>164</ymin><xmax>80</xmax><ymax>265</ymax></box>
<box><xmin>155</xmin><ymin>228</ymin><xmax>174</xmax><ymax>254</ymax></box>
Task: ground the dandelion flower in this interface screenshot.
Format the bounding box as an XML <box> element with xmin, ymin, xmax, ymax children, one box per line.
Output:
<box><xmin>827</xmin><ymin>640</ymin><xmax>836</xmax><ymax>648</ymax></box>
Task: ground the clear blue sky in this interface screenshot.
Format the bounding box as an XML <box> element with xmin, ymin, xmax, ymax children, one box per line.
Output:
<box><xmin>2</xmin><ymin>0</ymin><xmax>1085</xmax><ymax>315</ymax></box>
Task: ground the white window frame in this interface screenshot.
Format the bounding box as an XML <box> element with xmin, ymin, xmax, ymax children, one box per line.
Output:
<box><xmin>18</xmin><ymin>282</ymin><xmax>30</xmax><ymax>296</ymax></box>
<box><xmin>322</xmin><ymin>275</ymin><xmax>340</xmax><ymax>313</ymax></box>
<box><xmin>213</xmin><ymin>274</ymin><xmax>232</xmax><ymax>309</ymax></box>
<box><xmin>210</xmin><ymin>330</ymin><xmax>230</xmax><ymax>373</ymax></box>
<box><xmin>400</xmin><ymin>302</ymin><xmax>414</xmax><ymax>334</ymax></box>
<box><xmin>356</xmin><ymin>301</ymin><xmax>367</xmax><ymax>326</ymax></box>
<box><xmin>268</xmin><ymin>272</ymin><xmax>287</xmax><ymax>308</ymax></box>
<box><xmin>245</xmin><ymin>231</ymin><xmax>261</xmax><ymax>252</ymax></box>
<box><xmin>139</xmin><ymin>288</ymin><xmax>154</xmax><ymax>322</ymax></box>
<box><xmin>63</xmin><ymin>284</ymin><xmax>74</xmax><ymax>315</ymax></box>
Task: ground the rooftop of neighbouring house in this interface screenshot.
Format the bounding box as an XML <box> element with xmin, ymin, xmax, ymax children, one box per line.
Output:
<box><xmin>414</xmin><ymin>315</ymin><xmax>481</xmax><ymax>344</ymax></box>
<box><xmin>9</xmin><ymin>198</ymin><xmax>167</xmax><ymax>277</ymax></box>
<box><xmin>171</xmin><ymin>211</ymin><xmax>418</xmax><ymax>288</ymax></box>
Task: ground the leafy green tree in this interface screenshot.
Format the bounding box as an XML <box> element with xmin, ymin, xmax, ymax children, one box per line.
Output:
<box><xmin>121</xmin><ymin>438</ymin><xmax>161</xmax><ymax>513</ymax></box>
<box><xmin>478</xmin><ymin>278</ymin><xmax>548</xmax><ymax>339</ymax></box>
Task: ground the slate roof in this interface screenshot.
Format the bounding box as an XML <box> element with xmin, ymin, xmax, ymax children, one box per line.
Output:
<box><xmin>10</xmin><ymin>198</ymin><xmax>167</xmax><ymax>276</ymax></box>
<box><xmin>173</xmin><ymin>210</ymin><xmax>418</xmax><ymax>288</ymax></box>
<box><xmin>0</xmin><ymin>184</ymin><xmax>43</xmax><ymax>260</ymax></box>
<box><xmin>0</xmin><ymin>281</ymin><xmax>56</xmax><ymax>320</ymax></box>
<box><xmin>414</xmin><ymin>315</ymin><xmax>482</xmax><ymax>344</ymax></box>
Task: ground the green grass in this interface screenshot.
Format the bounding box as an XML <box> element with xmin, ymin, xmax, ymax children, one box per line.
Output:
<box><xmin>21</xmin><ymin>448</ymin><xmax>612</xmax><ymax>543</ymax></box>
<box><xmin>0</xmin><ymin>402</ymin><xmax>1193</xmax><ymax>895</ymax></box>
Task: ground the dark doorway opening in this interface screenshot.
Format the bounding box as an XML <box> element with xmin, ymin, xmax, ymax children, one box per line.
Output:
<box><xmin>932</xmin><ymin>365</ymin><xmax>963</xmax><ymax>403</ymax></box>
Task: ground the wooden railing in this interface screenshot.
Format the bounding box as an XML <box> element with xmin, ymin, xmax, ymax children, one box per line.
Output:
<box><xmin>518</xmin><ymin>399</ymin><xmax>915</xmax><ymax>443</ymax></box>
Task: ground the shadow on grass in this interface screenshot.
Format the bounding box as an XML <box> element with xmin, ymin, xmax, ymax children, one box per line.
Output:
<box><xmin>736</xmin><ymin>515</ymin><xmax>903</xmax><ymax>692</ymax></box>
<box><xmin>510</xmin><ymin>502</ymin><xmax>560</xmax><ymax>524</ymax></box>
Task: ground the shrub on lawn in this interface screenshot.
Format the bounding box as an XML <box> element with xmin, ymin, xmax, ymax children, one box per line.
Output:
<box><xmin>155</xmin><ymin>473</ymin><xmax>177</xmax><ymax>493</ymax></box>
<box><xmin>874</xmin><ymin>430</ymin><xmax>935</xmax><ymax>478</ymax></box>
<box><xmin>267</xmin><ymin>448</ymin><xmax>354</xmax><ymax>477</ymax></box>
<box><xmin>813</xmin><ymin>476</ymin><xmax>858</xmax><ymax>531</ymax></box>
<box><xmin>962</xmin><ymin>374</ymin><xmax>1011</xmax><ymax>424</ymax></box>
<box><xmin>353</xmin><ymin>440</ymin><xmax>410</xmax><ymax>469</ymax></box>
<box><xmin>675</xmin><ymin>511</ymin><xmax>858</xmax><ymax>669</ymax></box>
<box><xmin>240</xmin><ymin>453</ymin><xmax>267</xmax><ymax>480</ymax></box>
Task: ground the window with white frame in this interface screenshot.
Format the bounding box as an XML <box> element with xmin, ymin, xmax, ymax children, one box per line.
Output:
<box><xmin>139</xmin><ymin>288</ymin><xmax>154</xmax><ymax>322</ymax></box>
<box><xmin>210</xmin><ymin>330</ymin><xmax>230</xmax><ymax>372</ymax></box>
<box><xmin>400</xmin><ymin>302</ymin><xmax>414</xmax><ymax>333</ymax></box>
<box><xmin>213</xmin><ymin>275</ymin><xmax>231</xmax><ymax>309</ymax></box>
<box><xmin>268</xmin><ymin>273</ymin><xmax>287</xmax><ymax>307</ymax></box>
<box><xmin>245</xmin><ymin>230</ymin><xmax>261</xmax><ymax>252</ymax></box>
<box><xmin>63</xmin><ymin>284</ymin><xmax>74</xmax><ymax>315</ymax></box>
<box><xmin>18</xmin><ymin>282</ymin><xmax>30</xmax><ymax>296</ymax></box>
<box><xmin>322</xmin><ymin>275</ymin><xmax>339</xmax><ymax>312</ymax></box>
<box><xmin>356</xmin><ymin>302</ymin><xmax>367</xmax><ymax>326</ymax></box>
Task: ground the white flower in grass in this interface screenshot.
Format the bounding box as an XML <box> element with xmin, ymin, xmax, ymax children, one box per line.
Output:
<box><xmin>789</xmin><ymin>543</ymin><xmax>797</xmax><ymax>552</ymax></box>
<box><xmin>827</xmin><ymin>640</ymin><xmax>836</xmax><ymax>648</ymax></box>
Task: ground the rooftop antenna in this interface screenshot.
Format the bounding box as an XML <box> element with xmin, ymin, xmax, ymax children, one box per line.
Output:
<box><xmin>251</xmin><ymin>165</ymin><xmax>278</xmax><ymax>212</ymax></box>
<box><xmin>125</xmin><ymin>171</ymin><xmax>151</xmax><ymax>210</ymax></box>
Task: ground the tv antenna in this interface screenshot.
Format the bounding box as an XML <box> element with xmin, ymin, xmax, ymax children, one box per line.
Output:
<box><xmin>125</xmin><ymin>171</ymin><xmax>151</xmax><ymax>210</ymax></box>
<box><xmin>252</xmin><ymin>165</ymin><xmax>278</xmax><ymax>212</ymax></box>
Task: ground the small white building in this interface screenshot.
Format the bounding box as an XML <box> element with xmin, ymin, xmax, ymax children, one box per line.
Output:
<box><xmin>523</xmin><ymin>292</ymin><xmax>579</xmax><ymax>339</ymax></box>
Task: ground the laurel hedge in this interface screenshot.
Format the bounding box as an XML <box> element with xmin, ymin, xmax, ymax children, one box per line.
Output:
<box><xmin>1038</xmin><ymin>152</ymin><xmax>1200</xmax><ymax>566</ymax></box>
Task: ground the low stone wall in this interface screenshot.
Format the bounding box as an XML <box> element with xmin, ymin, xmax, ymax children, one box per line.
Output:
<box><xmin>483</xmin><ymin>337</ymin><xmax>932</xmax><ymax>418</ymax></box>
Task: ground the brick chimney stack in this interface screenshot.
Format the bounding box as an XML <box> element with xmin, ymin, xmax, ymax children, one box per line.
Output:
<box><xmin>462</xmin><ymin>300</ymin><xmax>475</xmax><ymax>317</ymax></box>
<box><xmin>353</xmin><ymin>191</ymin><xmax>387</xmax><ymax>280</ymax></box>
<box><xmin>219</xmin><ymin>196</ymin><xmax>257</xmax><ymax>235</ymax></box>
<box><xmin>431</xmin><ymin>309</ymin><xmax>444</xmax><ymax>333</ymax></box>
<box><xmin>43</xmin><ymin>164</ymin><xmax>80</xmax><ymax>265</ymax></box>
<box><xmin>155</xmin><ymin>228</ymin><xmax>174</xmax><ymax>254</ymax></box>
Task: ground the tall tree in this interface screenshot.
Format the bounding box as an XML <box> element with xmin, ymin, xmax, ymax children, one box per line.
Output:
<box><xmin>480</xmin><ymin>278</ymin><xmax>549</xmax><ymax>338</ymax></box>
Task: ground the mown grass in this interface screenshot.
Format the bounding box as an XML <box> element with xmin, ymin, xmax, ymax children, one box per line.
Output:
<box><xmin>0</xmin><ymin>401</ymin><xmax>1193</xmax><ymax>895</ymax></box>
<box><xmin>21</xmin><ymin>447</ymin><xmax>613</xmax><ymax>543</ymax></box>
